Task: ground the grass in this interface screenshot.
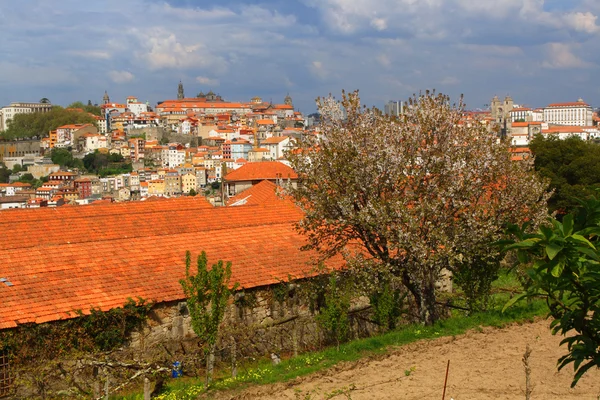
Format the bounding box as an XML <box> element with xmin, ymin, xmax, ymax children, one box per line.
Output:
<box><xmin>114</xmin><ymin>285</ymin><xmax>548</xmax><ymax>399</ymax></box>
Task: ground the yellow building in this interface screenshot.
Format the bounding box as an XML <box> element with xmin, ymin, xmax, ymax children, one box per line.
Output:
<box><xmin>147</xmin><ymin>179</ymin><xmax>165</xmax><ymax>196</ymax></box>
<box><xmin>181</xmin><ymin>173</ymin><xmax>198</xmax><ymax>194</ymax></box>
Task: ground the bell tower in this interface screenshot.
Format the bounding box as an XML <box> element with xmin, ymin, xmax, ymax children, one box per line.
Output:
<box><xmin>177</xmin><ymin>81</ymin><xmax>184</xmax><ymax>100</ymax></box>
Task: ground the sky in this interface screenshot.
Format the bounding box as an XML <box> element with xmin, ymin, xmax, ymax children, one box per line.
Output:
<box><xmin>0</xmin><ymin>0</ymin><xmax>599</xmax><ymax>113</ymax></box>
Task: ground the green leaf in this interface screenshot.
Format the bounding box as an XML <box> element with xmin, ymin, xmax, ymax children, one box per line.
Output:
<box><xmin>563</xmin><ymin>214</ymin><xmax>574</xmax><ymax>236</ymax></box>
<box><xmin>571</xmin><ymin>360</ymin><xmax>597</xmax><ymax>388</ymax></box>
<box><xmin>575</xmin><ymin>247</ymin><xmax>599</xmax><ymax>261</ymax></box>
<box><xmin>502</xmin><ymin>292</ymin><xmax>529</xmax><ymax>313</ymax></box>
<box><xmin>546</xmin><ymin>243</ymin><xmax>563</xmax><ymax>260</ymax></box>
<box><xmin>551</xmin><ymin>258</ymin><xmax>566</xmax><ymax>277</ymax></box>
<box><xmin>570</xmin><ymin>234</ymin><xmax>596</xmax><ymax>250</ymax></box>
<box><xmin>504</xmin><ymin>238</ymin><xmax>542</xmax><ymax>251</ymax></box>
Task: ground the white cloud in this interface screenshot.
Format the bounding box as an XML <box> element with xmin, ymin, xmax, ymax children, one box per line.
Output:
<box><xmin>376</xmin><ymin>54</ymin><xmax>391</xmax><ymax>68</ymax></box>
<box><xmin>563</xmin><ymin>12</ymin><xmax>600</xmax><ymax>34</ymax></box>
<box><xmin>108</xmin><ymin>70</ymin><xmax>135</xmax><ymax>83</ymax></box>
<box><xmin>133</xmin><ymin>29</ymin><xmax>228</xmax><ymax>71</ymax></box>
<box><xmin>541</xmin><ymin>43</ymin><xmax>592</xmax><ymax>69</ymax></box>
<box><xmin>309</xmin><ymin>60</ymin><xmax>329</xmax><ymax>79</ymax></box>
<box><xmin>68</xmin><ymin>50</ymin><xmax>111</xmax><ymax>60</ymax></box>
<box><xmin>371</xmin><ymin>18</ymin><xmax>387</xmax><ymax>31</ymax></box>
<box><xmin>440</xmin><ymin>76</ymin><xmax>459</xmax><ymax>85</ymax></box>
<box><xmin>196</xmin><ymin>76</ymin><xmax>219</xmax><ymax>86</ymax></box>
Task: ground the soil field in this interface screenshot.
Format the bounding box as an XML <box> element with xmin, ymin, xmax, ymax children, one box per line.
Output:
<box><xmin>210</xmin><ymin>319</ymin><xmax>600</xmax><ymax>400</ymax></box>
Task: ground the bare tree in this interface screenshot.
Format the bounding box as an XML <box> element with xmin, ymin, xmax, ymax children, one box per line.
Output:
<box><xmin>286</xmin><ymin>90</ymin><xmax>549</xmax><ymax>325</ymax></box>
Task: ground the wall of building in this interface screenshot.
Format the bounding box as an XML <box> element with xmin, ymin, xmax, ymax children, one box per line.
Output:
<box><xmin>0</xmin><ymin>140</ymin><xmax>42</xmax><ymax>163</ymax></box>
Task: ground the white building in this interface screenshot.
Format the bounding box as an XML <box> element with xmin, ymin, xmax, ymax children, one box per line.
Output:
<box><xmin>543</xmin><ymin>99</ymin><xmax>593</xmax><ymax>126</ymax></box>
<box><xmin>0</xmin><ymin>102</ymin><xmax>53</xmax><ymax>131</ymax></box>
<box><xmin>162</xmin><ymin>145</ymin><xmax>186</xmax><ymax>168</ymax></box>
<box><xmin>126</xmin><ymin>96</ymin><xmax>149</xmax><ymax>116</ymax></box>
<box><xmin>260</xmin><ymin>135</ymin><xmax>292</xmax><ymax>160</ymax></box>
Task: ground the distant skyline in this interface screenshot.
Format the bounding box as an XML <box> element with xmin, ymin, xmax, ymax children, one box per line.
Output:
<box><xmin>0</xmin><ymin>0</ymin><xmax>599</xmax><ymax>112</ymax></box>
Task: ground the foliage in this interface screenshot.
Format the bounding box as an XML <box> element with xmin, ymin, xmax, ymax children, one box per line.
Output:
<box><xmin>12</xmin><ymin>164</ymin><xmax>23</xmax><ymax>173</ymax></box>
<box><xmin>286</xmin><ymin>89</ymin><xmax>550</xmax><ymax>325</ymax></box>
<box><xmin>1</xmin><ymin>106</ymin><xmax>98</xmax><ymax>140</ymax></box>
<box><xmin>501</xmin><ymin>194</ymin><xmax>600</xmax><ymax>387</ymax></box>
<box><xmin>83</xmin><ymin>150</ymin><xmax>130</xmax><ymax>176</ymax></box>
<box><xmin>16</xmin><ymin>173</ymin><xmax>44</xmax><ymax>189</ymax></box>
<box><xmin>314</xmin><ymin>274</ymin><xmax>352</xmax><ymax>349</ymax></box>
<box><xmin>453</xmin><ymin>255</ymin><xmax>502</xmax><ymax>312</ymax></box>
<box><xmin>125</xmin><ymin>291</ymin><xmax>547</xmax><ymax>399</ymax></box>
<box><xmin>67</xmin><ymin>101</ymin><xmax>102</xmax><ymax>117</ymax></box>
<box><xmin>369</xmin><ymin>277</ymin><xmax>406</xmax><ymax>331</ymax></box>
<box><xmin>179</xmin><ymin>251</ymin><xmax>238</xmax><ymax>384</ymax></box>
<box><xmin>0</xmin><ymin>298</ymin><xmax>152</xmax><ymax>364</ymax></box>
<box><xmin>0</xmin><ymin>165</ymin><xmax>10</xmax><ymax>183</ymax></box>
<box><xmin>530</xmin><ymin>134</ymin><xmax>600</xmax><ymax>215</ymax></box>
<box><xmin>50</xmin><ymin>148</ymin><xmax>83</xmax><ymax>169</ymax></box>
<box><xmin>210</xmin><ymin>180</ymin><xmax>221</xmax><ymax>190</ymax></box>
<box><xmin>188</xmin><ymin>188</ymin><xmax>197</xmax><ymax>196</ymax></box>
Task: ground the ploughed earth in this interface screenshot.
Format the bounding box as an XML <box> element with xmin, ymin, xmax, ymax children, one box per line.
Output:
<box><xmin>208</xmin><ymin>319</ymin><xmax>600</xmax><ymax>399</ymax></box>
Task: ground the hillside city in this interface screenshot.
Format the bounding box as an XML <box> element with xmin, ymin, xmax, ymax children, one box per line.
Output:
<box><xmin>0</xmin><ymin>85</ymin><xmax>598</xmax><ymax>210</ymax></box>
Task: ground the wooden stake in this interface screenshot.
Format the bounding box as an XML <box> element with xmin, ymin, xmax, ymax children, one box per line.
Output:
<box><xmin>442</xmin><ymin>360</ymin><xmax>450</xmax><ymax>400</ymax></box>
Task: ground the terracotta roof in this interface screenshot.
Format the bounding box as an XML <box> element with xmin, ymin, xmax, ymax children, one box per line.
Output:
<box><xmin>0</xmin><ymin>195</ymin><xmax>339</xmax><ymax>329</ymax></box>
<box><xmin>261</xmin><ymin>136</ymin><xmax>289</xmax><ymax>144</ymax></box>
<box><xmin>227</xmin><ymin>180</ymin><xmax>280</xmax><ymax>206</ymax></box>
<box><xmin>224</xmin><ymin>161</ymin><xmax>298</xmax><ymax>182</ymax></box>
<box><xmin>546</xmin><ymin>102</ymin><xmax>590</xmax><ymax>108</ymax></box>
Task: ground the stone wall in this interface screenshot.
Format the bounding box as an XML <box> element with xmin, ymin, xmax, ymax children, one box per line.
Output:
<box><xmin>0</xmin><ymin>140</ymin><xmax>41</xmax><ymax>163</ymax></box>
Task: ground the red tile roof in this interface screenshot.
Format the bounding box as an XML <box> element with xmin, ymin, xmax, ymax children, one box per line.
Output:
<box><xmin>0</xmin><ymin>194</ymin><xmax>339</xmax><ymax>329</ymax></box>
<box><xmin>227</xmin><ymin>180</ymin><xmax>280</xmax><ymax>206</ymax></box>
<box><xmin>224</xmin><ymin>161</ymin><xmax>298</xmax><ymax>182</ymax></box>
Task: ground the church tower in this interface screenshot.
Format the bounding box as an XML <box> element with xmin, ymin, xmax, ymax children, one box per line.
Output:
<box><xmin>284</xmin><ymin>93</ymin><xmax>293</xmax><ymax>107</ymax></box>
<box><xmin>177</xmin><ymin>81</ymin><xmax>184</xmax><ymax>100</ymax></box>
<box><xmin>103</xmin><ymin>91</ymin><xmax>110</xmax><ymax>105</ymax></box>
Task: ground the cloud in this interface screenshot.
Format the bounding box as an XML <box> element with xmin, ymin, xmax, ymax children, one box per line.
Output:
<box><xmin>376</xmin><ymin>54</ymin><xmax>391</xmax><ymax>68</ymax></box>
<box><xmin>541</xmin><ymin>43</ymin><xmax>593</xmax><ymax>69</ymax></box>
<box><xmin>440</xmin><ymin>76</ymin><xmax>459</xmax><ymax>85</ymax></box>
<box><xmin>68</xmin><ymin>50</ymin><xmax>111</xmax><ymax>60</ymax></box>
<box><xmin>196</xmin><ymin>76</ymin><xmax>219</xmax><ymax>86</ymax></box>
<box><xmin>562</xmin><ymin>12</ymin><xmax>600</xmax><ymax>34</ymax></box>
<box><xmin>309</xmin><ymin>60</ymin><xmax>329</xmax><ymax>79</ymax></box>
<box><xmin>108</xmin><ymin>70</ymin><xmax>135</xmax><ymax>83</ymax></box>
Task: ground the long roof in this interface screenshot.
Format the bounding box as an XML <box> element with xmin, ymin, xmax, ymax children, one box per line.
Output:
<box><xmin>0</xmin><ymin>194</ymin><xmax>336</xmax><ymax>330</ymax></box>
<box><xmin>224</xmin><ymin>161</ymin><xmax>298</xmax><ymax>182</ymax></box>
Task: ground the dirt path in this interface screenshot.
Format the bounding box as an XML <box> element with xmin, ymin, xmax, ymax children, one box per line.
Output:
<box><xmin>211</xmin><ymin>319</ymin><xmax>600</xmax><ymax>399</ymax></box>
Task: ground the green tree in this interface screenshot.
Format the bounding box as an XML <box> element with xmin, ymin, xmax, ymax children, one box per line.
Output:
<box><xmin>502</xmin><ymin>195</ymin><xmax>600</xmax><ymax>387</ymax></box>
<box><xmin>315</xmin><ymin>274</ymin><xmax>351</xmax><ymax>350</ymax></box>
<box><xmin>1</xmin><ymin>107</ymin><xmax>98</xmax><ymax>140</ymax></box>
<box><xmin>0</xmin><ymin>166</ymin><xmax>11</xmax><ymax>183</ymax></box>
<box><xmin>12</xmin><ymin>164</ymin><xmax>23</xmax><ymax>173</ymax></box>
<box><xmin>50</xmin><ymin>148</ymin><xmax>82</xmax><ymax>169</ymax></box>
<box><xmin>179</xmin><ymin>251</ymin><xmax>238</xmax><ymax>385</ymax></box>
<box><xmin>67</xmin><ymin>101</ymin><xmax>102</xmax><ymax>117</ymax></box>
<box><xmin>530</xmin><ymin>134</ymin><xmax>600</xmax><ymax>215</ymax></box>
<box><xmin>286</xmin><ymin>90</ymin><xmax>550</xmax><ymax>325</ymax></box>
<box><xmin>188</xmin><ymin>188</ymin><xmax>197</xmax><ymax>196</ymax></box>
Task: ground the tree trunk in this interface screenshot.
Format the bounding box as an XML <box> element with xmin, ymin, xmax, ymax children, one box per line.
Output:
<box><xmin>206</xmin><ymin>343</ymin><xmax>216</xmax><ymax>386</ymax></box>
<box><xmin>402</xmin><ymin>270</ymin><xmax>439</xmax><ymax>326</ymax></box>
<box><xmin>419</xmin><ymin>280</ymin><xmax>439</xmax><ymax>326</ymax></box>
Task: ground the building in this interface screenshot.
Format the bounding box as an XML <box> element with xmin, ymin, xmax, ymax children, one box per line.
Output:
<box><xmin>0</xmin><ymin>101</ymin><xmax>53</xmax><ymax>131</ymax></box>
<box><xmin>74</xmin><ymin>178</ymin><xmax>92</xmax><ymax>199</ymax></box>
<box><xmin>384</xmin><ymin>101</ymin><xmax>403</xmax><ymax>117</ymax></box>
<box><xmin>223</xmin><ymin>160</ymin><xmax>298</xmax><ymax>196</ymax></box>
<box><xmin>261</xmin><ymin>136</ymin><xmax>292</xmax><ymax>160</ymax></box>
<box><xmin>543</xmin><ymin>99</ymin><xmax>593</xmax><ymax>126</ymax></box>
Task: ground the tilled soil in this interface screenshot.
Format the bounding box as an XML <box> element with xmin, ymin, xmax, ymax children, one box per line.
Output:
<box><xmin>208</xmin><ymin>319</ymin><xmax>600</xmax><ymax>399</ymax></box>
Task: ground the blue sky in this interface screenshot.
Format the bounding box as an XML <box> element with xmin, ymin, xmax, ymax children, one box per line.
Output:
<box><xmin>0</xmin><ymin>0</ymin><xmax>599</xmax><ymax>113</ymax></box>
